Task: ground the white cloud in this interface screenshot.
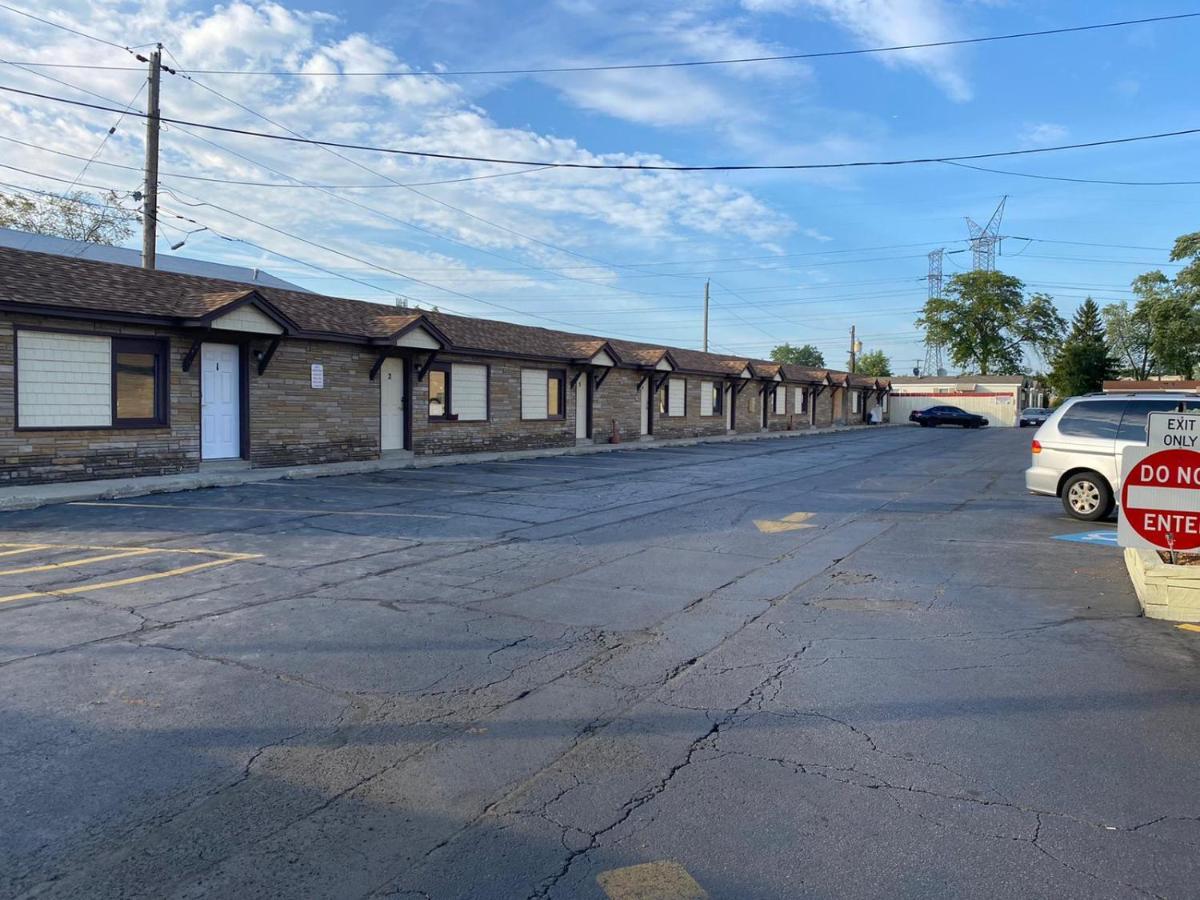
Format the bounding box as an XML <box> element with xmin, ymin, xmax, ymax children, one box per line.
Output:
<box><xmin>742</xmin><ymin>0</ymin><xmax>972</xmax><ymax>101</ymax></box>
<box><xmin>1020</xmin><ymin>122</ymin><xmax>1068</xmax><ymax>147</ymax></box>
<box><xmin>0</xmin><ymin>0</ymin><xmax>818</xmax><ymax>340</ymax></box>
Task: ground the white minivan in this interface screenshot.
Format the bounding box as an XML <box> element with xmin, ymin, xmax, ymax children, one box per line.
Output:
<box><xmin>1025</xmin><ymin>393</ymin><xmax>1200</xmax><ymax>521</ymax></box>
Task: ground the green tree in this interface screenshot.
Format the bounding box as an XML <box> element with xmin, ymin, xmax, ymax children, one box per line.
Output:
<box><xmin>916</xmin><ymin>270</ymin><xmax>1064</xmax><ymax>375</ymax></box>
<box><xmin>1049</xmin><ymin>298</ymin><xmax>1116</xmax><ymax>398</ymax></box>
<box><xmin>0</xmin><ymin>190</ymin><xmax>135</xmax><ymax>245</ymax></box>
<box><xmin>770</xmin><ymin>342</ymin><xmax>825</xmax><ymax>367</ymax></box>
<box><xmin>1126</xmin><ymin>231</ymin><xmax>1200</xmax><ymax>378</ymax></box>
<box><xmin>1101</xmin><ymin>300</ymin><xmax>1154</xmax><ymax>380</ymax></box>
<box><xmin>853</xmin><ymin>348</ymin><xmax>892</xmax><ymax>377</ymax></box>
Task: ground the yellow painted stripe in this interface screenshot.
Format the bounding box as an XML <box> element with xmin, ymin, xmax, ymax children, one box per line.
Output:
<box><xmin>0</xmin><ymin>548</ymin><xmax>162</xmax><ymax>576</ymax></box>
<box><xmin>1177</xmin><ymin>623</ymin><xmax>1200</xmax><ymax>633</ymax></box>
<box><xmin>0</xmin><ymin>557</ymin><xmax>247</xmax><ymax>605</ymax></box>
<box><xmin>0</xmin><ymin>544</ymin><xmax>52</xmax><ymax>557</ymax></box>
<box><xmin>69</xmin><ymin>501</ymin><xmax>450</xmax><ymax>520</ymax></box>
<box><xmin>597</xmin><ymin>861</ymin><xmax>708</xmax><ymax>900</ymax></box>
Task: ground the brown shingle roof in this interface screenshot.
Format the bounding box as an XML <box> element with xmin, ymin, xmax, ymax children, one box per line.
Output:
<box><xmin>0</xmin><ymin>245</ymin><xmax>872</xmax><ymax>385</ymax></box>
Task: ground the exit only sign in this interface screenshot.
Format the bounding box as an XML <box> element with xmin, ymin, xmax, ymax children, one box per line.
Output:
<box><xmin>1147</xmin><ymin>411</ymin><xmax>1200</xmax><ymax>449</ymax></box>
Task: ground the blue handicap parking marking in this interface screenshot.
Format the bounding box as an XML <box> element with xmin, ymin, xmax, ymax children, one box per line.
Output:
<box><xmin>1052</xmin><ymin>530</ymin><xmax>1119</xmax><ymax>547</ymax></box>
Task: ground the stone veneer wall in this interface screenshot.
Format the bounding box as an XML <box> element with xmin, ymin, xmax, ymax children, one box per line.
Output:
<box><xmin>248</xmin><ymin>339</ymin><xmax>379</xmax><ymax>468</ymax></box>
<box><xmin>0</xmin><ymin>314</ymin><xmax>198</xmax><ymax>485</ymax></box>
<box><xmin>410</xmin><ymin>354</ymin><xmax>576</xmax><ymax>456</ymax></box>
<box><xmin>647</xmin><ymin>375</ymin><xmax>732</xmax><ymax>440</ymax></box>
<box><xmin>590</xmin><ymin>366</ymin><xmax>644</xmax><ymax>443</ymax></box>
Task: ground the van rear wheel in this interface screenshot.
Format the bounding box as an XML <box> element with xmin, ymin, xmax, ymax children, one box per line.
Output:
<box><xmin>1061</xmin><ymin>472</ymin><xmax>1113</xmax><ymax>521</ymax></box>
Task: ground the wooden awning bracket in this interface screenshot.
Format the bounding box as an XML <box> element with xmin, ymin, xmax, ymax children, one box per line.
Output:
<box><xmin>415</xmin><ymin>351</ymin><xmax>439</xmax><ymax>382</ymax></box>
<box><xmin>592</xmin><ymin>368</ymin><xmax>611</xmax><ymax>391</ymax></box>
<box><xmin>256</xmin><ymin>337</ymin><xmax>280</xmax><ymax>377</ymax></box>
<box><xmin>636</xmin><ymin>373</ymin><xmax>651</xmax><ymax>391</ymax></box>
<box><xmin>570</xmin><ymin>370</ymin><xmax>584</xmax><ymax>388</ymax></box>
<box><xmin>369</xmin><ymin>350</ymin><xmax>391</xmax><ymax>381</ymax></box>
<box><xmin>181</xmin><ymin>338</ymin><xmax>202</xmax><ymax>373</ymax></box>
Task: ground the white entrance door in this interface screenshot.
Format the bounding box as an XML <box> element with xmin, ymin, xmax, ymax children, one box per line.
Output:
<box><xmin>639</xmin><ymin>382</ymin><xmax>649</xmax><ymax>435</ymax></box>
<box><xmin>201</xmin><ymin>343</ymin><xmax>240</xmax><ymax>460</ymax></box>
<box><xmin>380</xmin><ymin>357</ymin><xmax>406</xmax><ymax>451</ymax></box>
<box><xmin>576</xmin><ymin>376</ymin><xmax>589</xmax><ymax>439</ymax></box>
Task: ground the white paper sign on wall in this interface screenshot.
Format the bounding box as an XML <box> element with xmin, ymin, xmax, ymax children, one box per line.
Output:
<box><xmin>311</xmin><ymin>363</ymin><xmax>324</xmax><ymax>389</ymax></box>
<box><xmin>1147</xmin><ymin>411</ymin><xmax>1200</xmax><ymax>449</ymax></box>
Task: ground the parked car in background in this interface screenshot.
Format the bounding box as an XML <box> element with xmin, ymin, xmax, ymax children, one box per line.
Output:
<box><xmin>1025</xmin><ymin>392</ymin><xmax>1199</xmax><ymax>520</ymax></box>
<box><xmin>1019</xmin><ymin>407</ymin><xmax>1050</xmax><ymax>427</ymax></box>
<box><xmin>909</xmin><ymin>406</ymin><xmax>989</xmax><ymax>428</ymax></box>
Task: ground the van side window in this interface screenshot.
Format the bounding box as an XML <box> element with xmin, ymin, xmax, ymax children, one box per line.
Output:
<box><xmin>1058</xmin><ymin>400</ymin><xmax>1125</xmax><ymax>440</ymax></box>
<box><xmin>1117</xmin><ymin>400</ymin><xmax>1187</xmax><ymax>443</ymax></box>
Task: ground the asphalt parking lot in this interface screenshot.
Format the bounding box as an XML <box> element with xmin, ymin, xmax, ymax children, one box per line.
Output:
<box><xmin>3</xmin><ymin>426</ymin><xmax>1199</xmax><ymax>899</ymax></box>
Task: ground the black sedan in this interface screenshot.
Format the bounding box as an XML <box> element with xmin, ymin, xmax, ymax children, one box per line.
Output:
<box><xmin>909</xmin><ymin>405</ymin><xmax>988</xmax><ymax>428</ymax></box>
<box><xmin>1019</xmin><ymin>407</ymin><xmax>1050</xmax><ymax>427</ymax></box>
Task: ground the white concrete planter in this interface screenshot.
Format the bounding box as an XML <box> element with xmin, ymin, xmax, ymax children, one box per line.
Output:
<box><xmin>1124</xmin><ymin>548</ymin><xmax>1200</xmax><ymax>623</ymax></box>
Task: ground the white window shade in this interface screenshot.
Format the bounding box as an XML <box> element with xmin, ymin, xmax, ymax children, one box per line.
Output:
<box><xmin>668</xmin><ymin>378</ymin><xmax>685</xmax><ymax>416</ymax></box>
<box><xmin>520</xmin><ymin>369</ymin><xmax>548</xmax><ymax>420</ymax></box>
<box><xmin>852</xmin><ymin>391</ymin><xmax>861</xmax><ymax>413</ymax></box>
<box><xmin>17</xmin><ymin>331</ymin><xmax>111</xmax><ymax>427</ymax></box>
<box><xmin>794</xmin><ymin>387</ymin><xmax>806</xmax><ymax>413</ymax></box>
<box><xmin>774</xmin><ymin>388</ymin><xmax>786</xmax><ymax>415</ymax></box>
<box><xmin>451</xmin><ymin>364</ymin><xmax>488</xmax><ymax>421</ymax></box>
<box><xmin>699</xmin><ymin>381</ymin><xmax>713</xmax><ymax>416</ymax></box>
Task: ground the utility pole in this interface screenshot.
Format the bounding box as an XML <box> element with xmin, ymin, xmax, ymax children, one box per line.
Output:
<box><xmin>849</xmin><ymin>324</ymin><xmax>858</xmax><ymax>373</ymax></box>
<box><xmin>141</xmin><ymin>44</ymin><xmax>162</xmax><ymax>270</ymax></box>
<box><xmin>703</xmin><ymin>280</ymin><xmax>709</xmax><ymax>353</ymax></box>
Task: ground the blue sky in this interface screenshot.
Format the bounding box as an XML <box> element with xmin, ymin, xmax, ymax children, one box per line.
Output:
<box><xmin>1</xmin><ymin>0</ymin><xmax>1197</xmax><ymax>371</ymax></box>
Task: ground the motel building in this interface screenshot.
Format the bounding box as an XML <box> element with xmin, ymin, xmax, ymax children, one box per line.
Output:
<box><xmin>0</xmin><ymin>246</ymin><xmax>890</xmax><ymax>486</ymax></box>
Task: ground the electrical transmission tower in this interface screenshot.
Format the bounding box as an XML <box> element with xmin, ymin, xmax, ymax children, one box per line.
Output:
<box><xmin>965</xmin><ymin>196</ymin><xmax>1006</xmax><ymax>271</ymax></box>
<box><xmin>922</xmin><ymin>249</ymin><xmax>945</xmax><ymax>376</ymax></box>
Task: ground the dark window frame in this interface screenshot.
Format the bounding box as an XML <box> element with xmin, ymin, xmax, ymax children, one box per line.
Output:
<box><xmin>112</xmin><ymin>336</ymin><xmax>170</xmax><ymax>428</ymax></box>
<box><xmin>711</xmin><ymin>381</ymin><xmax>724</xmax><ymax>416</ymax></box>
<box><xmin>427</xmin><ymin>362</ymin><xmax>455</xmax><ymax>421</ymax></box>
<box><xmin>546</xmin><ymin>368</ymin><xmax>566</xmax><ymax>420</ymax></box>
<box><xmin>13</xmin><ymin>326</ymin><xmax>172</xmax><ymax>432</ymax></box>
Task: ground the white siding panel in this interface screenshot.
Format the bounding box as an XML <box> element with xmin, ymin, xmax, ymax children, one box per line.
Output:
<box><xmin>17</xmin><ymin>331</ymin><xmax>111</xmax><ymax>427</ymax></box>
<box><xmin>210</xmin><ymin>305</ymin><xmax>283</xmax><ymax>334</ymax></box>
<box><xmin>668</xmin><ymin>377</ymin><xmax>685</xmax><ymax>417</ymax></box>
<box><xmin>395</xmin><ymin>326</ymin><xmax>441</xmax><ymax>349</ymax></box>
<box><xmin>521</xmin><ymin>369</ymin><xmax>548</xmax><ymax>420</ymax></box>
<box><xmin>699</xmin><ymin>381</ymin><xmax>713</xmax><ymax>417</ymax></box>
<box><xmin>452</xmin><ymin>364</ymin><xmax>488</xmax><ymax>421</ymax></box>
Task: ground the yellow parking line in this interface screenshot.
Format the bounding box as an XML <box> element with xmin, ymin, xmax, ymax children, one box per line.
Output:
<box><xmin>69</xmin><ymin>501</ymin><xmax>450</xmax><ymax>520</ymax></box>
<box><xmin>597</xmin><ymin>861</ymin><xmax>708</xmax><ymax>900</ymax></box>
<box><xmin>0</xmin><ymin>544</ymin><xmax>52</xmax><ymax>557</ymax></box>
<box><xmin>0</xmin><ymin>556</ymin><xmax>260</xmax><ymax>605</ymax></box>
<box><xmin>1177</xmin><ymin>623</ymin><xmax>1200</xmax><ymax>633</ymax></box>
<box><xmin>0</xmin><ymin>548</ymin><xmax>162</xmax><ymax>577</ymax></box>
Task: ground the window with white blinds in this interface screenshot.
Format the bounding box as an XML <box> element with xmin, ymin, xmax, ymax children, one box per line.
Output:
<box><xmin>699</xmin><ymin>381</ymin><xmax>713</xmax><ymax>416</ymax></box>
<box><xmin>773</xmin><ymin>387</ymin><xmax>786</xmax><ymax>415</ymax></box>
<box><xmin>795</xmin><ymin>387</ymin><xmax>807</xmax><ymax>414</ymax></box>
<box><xmin>451</xmin><ymin>364</ymin><xmax>488</xmax><ymax>421</ymax></box>
<box><xmin>520</xmin><ymin>369</ymin><xmax>548</xmax><ymax>420</ymax></box>
<box><xmin>668</xmin><ymin>378</ymin><xmax>685</xmax><ymax>416</ymax></box>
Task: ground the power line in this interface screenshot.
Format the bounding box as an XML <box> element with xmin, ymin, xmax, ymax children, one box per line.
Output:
<box><xmin>0</xmin><ymin>2</ymin><xmax>145</xmax><ymax>52</ymax></box>
<box><xmin>0</xmin><ymin>135</ymin><xmax>553</xmax><ymax>187</ymax></box>
<box><xmin>943</xmin><ymin>160</ymin><xmax>1200</xmax><ymax>187</ymax></box>
<box><xmin>5</xmin><ymin>82</ymin><xmax>1199</xmax><ymax>172</ymax></box>
<box><xmin>5</xmin><ymin>12</ymin><xmax>1195</xmax><ymax>76</ymax></box>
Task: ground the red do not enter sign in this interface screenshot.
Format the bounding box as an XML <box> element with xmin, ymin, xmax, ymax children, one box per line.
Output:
<box><xmin>1120</xmin><ymin>448</ymin><xmax>1200</xmax><ymax>550</ymax></box>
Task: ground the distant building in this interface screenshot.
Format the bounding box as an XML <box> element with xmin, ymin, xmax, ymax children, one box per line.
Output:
<box><xmin>0</xmin><ymin>227</ymin><xmax>309</xmax><ymax>292</ymax></box>
<box><xmin>1103</xmin><ymin>379</ymin><xmax>1200</xmax><ymax>393</ymax></box>
<box><xmin>889</xmin><ymin>375</ymin><xmax>1043</xmax><ymax>427</ymax></box>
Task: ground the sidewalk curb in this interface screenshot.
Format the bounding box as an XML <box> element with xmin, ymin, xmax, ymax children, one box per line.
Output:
<box><xmin>0</xmin><ymin>424</ymin><xmax>898</xmax><ymax>512</ymax></box>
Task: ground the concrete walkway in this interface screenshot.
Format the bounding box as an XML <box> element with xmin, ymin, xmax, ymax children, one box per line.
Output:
<box><xmin>0</xmin><ymin>423</ymin><xmax>895</xmax><ymax>511</ymax></box>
